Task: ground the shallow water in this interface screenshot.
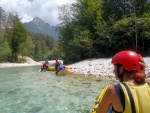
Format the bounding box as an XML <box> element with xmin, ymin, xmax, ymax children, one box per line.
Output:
<box><xmin>0</xmin><ymin>66</ymin><xmax>117</xmax><ymax>113</ymax></box>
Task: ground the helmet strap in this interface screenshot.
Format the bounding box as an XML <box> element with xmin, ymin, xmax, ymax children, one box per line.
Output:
<box><xmin>117</xmin><ymin>64</ymin><xmax>124</xmax><ymax>82</ymax></box>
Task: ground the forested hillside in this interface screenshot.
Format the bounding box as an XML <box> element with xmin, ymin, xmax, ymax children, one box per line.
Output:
<box><xmin>0</xmin><ymin>8</ymin><xmax>57</xmax><ymax>63</ymax></box>
<box><xmin>57</xmin><ymin>0</ymin><xmax>150</xmax><ymax>63</ymax></box>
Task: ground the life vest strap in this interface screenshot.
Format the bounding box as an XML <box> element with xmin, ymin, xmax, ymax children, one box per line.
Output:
<box><xmin>122</xmin><ymin>83</ymin><xmax>136</xmax><ymax>113</ymax></box>
<box><xmin>114</xmin><ymin>84</ymin><xmax>125</xmax><ymax>111</ymax></box>
<box><xmin>147</xmin><ymin>82</ymin><xmax>150</xmax><ymax>87</ymax></box>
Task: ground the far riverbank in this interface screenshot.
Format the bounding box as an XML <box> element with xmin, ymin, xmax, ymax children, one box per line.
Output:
<box><xmin>0</xmin><ymin>57</ymin><xmax>150</xmax><ymax>78</ymax></box>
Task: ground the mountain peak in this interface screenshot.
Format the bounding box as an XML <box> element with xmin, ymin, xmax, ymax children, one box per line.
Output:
<box><xmin>23</xmin><ymin>17</ymin><xmax>58</xmax><ymax>40</ymax></box>
<box><xmin>32</xmin><ymin>17</ymin><xmax>45</xmax><ymax>24</ymax></box>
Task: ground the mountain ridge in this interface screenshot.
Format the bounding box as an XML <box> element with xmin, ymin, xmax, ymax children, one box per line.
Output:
<box><xmin>23</xmin><ymin>17</ymin><xmax>58</xmax><ymax>40</ymax></box>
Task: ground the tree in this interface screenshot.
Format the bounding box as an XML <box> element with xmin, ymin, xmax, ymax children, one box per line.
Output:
<box><xmin>0</xmin><ymin>7</ymin><xmax>2</xmax><ymax>29</ymax></box>
<box><xmin>102</xmin><ymin>0</ymin><xmax>125</xmax><ymax>24</ymax></box>
<box><xmin>18</xmin><ymin>35</ymin><xmax>35</xmax><ymax>57</ymax></box>
<box><xmin>9</xmin><ymin>15</ymin><xmax>28</xmax><ymax>61</ymax></box>
<box><xmin>0</xmin><ymin>31</ymin><xmax>11</xmax><ymax>62</ymax></box>
<box><xmin>69</xmin><ymin>28</ymin><xmax>94</xmax><ymax>61</ymax></box>
<box><xmin>58</xmin><ymin>0</ymin><xmax>104</xmax><ymax>62</ymax></box>
<box><xmin>99</xmin><ymin>0</ymin><xmax>150</xmax><ymax>53</ymax></box>
<box><xmin>112</xmin><ymin>13</ymin><xmax>150</xmax><ymax>53</ymax></box>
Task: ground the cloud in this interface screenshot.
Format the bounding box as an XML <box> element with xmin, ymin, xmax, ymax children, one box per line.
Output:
<box><xmin>0</xmin><ymin>0</ymin><xmax>74</xmax><ymax>26</ymax></box>
<box><xmin>28</xmin><ymin>0</ymin><xmax>34</xmax><ymax>2</ymax></box>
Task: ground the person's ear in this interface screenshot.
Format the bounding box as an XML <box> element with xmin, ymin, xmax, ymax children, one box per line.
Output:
<box><xmin>119</xmin><ymin>66</ymin><xmax>124</xmax><ymax>74</ymax></box>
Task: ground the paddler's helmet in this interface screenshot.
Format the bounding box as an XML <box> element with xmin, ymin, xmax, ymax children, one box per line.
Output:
<box><xmin>45</xmin><ymin>59</ymin><xmax>49</xmax><ymax>62</ymax></box>
<box><xmin>111</xmin><ymin>50</ymin><xmax>140</xmax><ymax>71</ymax></box>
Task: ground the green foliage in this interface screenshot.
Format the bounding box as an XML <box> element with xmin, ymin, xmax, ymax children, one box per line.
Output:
<box><xmin>46</xmin><ymin>44</ymin><xmax>62</xmax><ymax>60</ymax></box>
<box><xmin>102</xmin><ymin>0</ymin><xmax>125</xmax><ymax>23</ymax></box>
<box><xmin>58</xmin><ymin>0</ymin><xmax>104</xmax><ymax>63</ymax></box>
<box><xmin>29</xmin><ymin>32</ymin><xmax>56</xmax><ymax>61</ymax></box>
<box><xmin>102</xmin><ymin>0</ymin><xmax>150</xmax><ymax>23</ymax></box>
<box><xmin>57</xmin><ymin>0</ymin><xmax>150</xmax><ymax>63</ymax></box>
<box><xmin>0</xmin><ymin>31</ymin><xmax>11</xmax><ymax>62</ymax></box>
<box><xmin>112</xmin><ymin>13</ymin><xmax>150</xmax><ymax>52</ymax></box>
<box><xmin>10</xmin><ymin>16</ymin><xmax>28</xmax><ymax>53</ymax></box>
<box><xmin>68</xmin><ymin>28</ymin><xmax>94</xmax><ymax>60</ymax></box>
<box><xmin>18</xmin><ymin>35</ymin><xmax>35</xmax><ymax>57</ymax></box>
<box><xmin>140</xmin><ymin>13</ymin><xmax>150</xmax><ymax>39</ymax></box>
<box><xmin>0</xmin><ymin>8</ymin><xmax>57</xmax><ymax>62</ymax></box>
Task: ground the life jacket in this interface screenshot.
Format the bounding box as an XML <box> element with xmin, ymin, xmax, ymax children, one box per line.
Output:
<box><xmin>112</xmin><ymin>82</ymin><xmax>150</xmax><ymax>113</ymax></box>
<box><xmin>59</xmin><ymin>64</ymin><xmax>65</xmax><ymax>70</ymax></box>
<box><xmin>42</xmin><ymin>62</ymin><xmax>46</xmax><ymax>66</ymax></box>
<box><xmin>42</xmin><ymin>62</ymin><xmax>49</xmax><ymax>67</ymax></box>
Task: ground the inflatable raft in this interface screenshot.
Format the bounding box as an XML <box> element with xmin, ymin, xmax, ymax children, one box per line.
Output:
<box><xmin>57</xmin><ymin>70</ymin><xmax>68</xmax><ymax>76</ymax></box>
<box><xmin>39</xmin><ymin>67</ymin><xmax>71</xmax><ymax>76</ymax></box>
<box><xmin>48</xmin><ymin>67</ymin><xmax>71</xmax><ymax>73</ymax></box>
<box><xmin>92</xmin><ymin>85</ymin><xmax>112</xmax><ymax>113</ymax></box>
<box><xmin>48</xmin><ymin>66</ymin><xmax>55</xmax><ymax>71</ymax></box>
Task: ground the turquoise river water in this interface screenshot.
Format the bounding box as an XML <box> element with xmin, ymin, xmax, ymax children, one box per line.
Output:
<box><xmin>0</xmin><ymin>66</ymin><xmax>117</xmax><ymax>113</ymax></box>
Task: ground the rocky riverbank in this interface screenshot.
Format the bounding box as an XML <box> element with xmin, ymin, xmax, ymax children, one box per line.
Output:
<box><xmin>67</xmin><ymin>57</ymin><xmax>150</xmax><ymax>78</ymax></box>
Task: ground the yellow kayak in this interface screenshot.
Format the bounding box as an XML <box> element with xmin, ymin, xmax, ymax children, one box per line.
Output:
<box><xmin>92</xmin><ymin>85</ymin><xmax>112</xmax><ymax>113</ymax></box>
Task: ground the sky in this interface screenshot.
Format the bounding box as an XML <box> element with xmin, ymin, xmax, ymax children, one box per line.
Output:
<box><xmin>0</xmin><ymin>0</ymin><xmax>75</xmax><ymax>26</ymax></box>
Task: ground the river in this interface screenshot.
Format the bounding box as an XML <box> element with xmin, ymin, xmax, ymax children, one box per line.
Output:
<box><xmin>0</xmin><ymin>66</ymin><xmax>117</xmax><ymax>113</ymax></box>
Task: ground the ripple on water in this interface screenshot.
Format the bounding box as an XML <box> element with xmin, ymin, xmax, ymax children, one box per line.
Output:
<box><xmin>23</xmin><ymin>105</ymin><xmax>43</xmax><ymax>113</ymax></box>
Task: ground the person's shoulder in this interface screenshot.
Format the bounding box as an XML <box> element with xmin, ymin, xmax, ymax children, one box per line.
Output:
<box><xmin>104</xmin><ymin>85</ymin><xmax>121</xmax><ymax>104</ymax></box>
<box><xmin>146</xmin><ymin>78</ymin><xmax>150</xmax><ymax>82</ymax></box>
<box><xmin>104</xmin><ymin>85</ymin><xmax>116</xmax><ymax>96</ymax></box>
<box><xmin>100</xmin><ymin>85</ymin><xmax>117</xmax><ymax>104</ymax></box>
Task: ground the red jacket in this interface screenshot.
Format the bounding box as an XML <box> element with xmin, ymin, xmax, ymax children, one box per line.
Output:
<box><xmin>55</xmin><ymin>60</ymin><xmax>59</xmax><ymax>66</ymax></box>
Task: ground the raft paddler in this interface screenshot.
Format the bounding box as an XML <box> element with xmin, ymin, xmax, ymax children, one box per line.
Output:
<box><xmin>56</xmin><ymin>62</ymin><xmax>65</xmax><ymax>75</ymax></box>
<box><xmin>41</xmin><ymin>59</ymin><xmax>49</xmax><ymax>72</ymax></box>
<box><xmin>55</xmin><ymin>58</ymin><xmax>59</xmax><ymax>72</ymax></box>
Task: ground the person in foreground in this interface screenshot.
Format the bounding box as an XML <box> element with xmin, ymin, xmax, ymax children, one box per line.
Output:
<box><xmin>97</xmin><ymin>50</ymin><xmax>150</xmax><ymax>113</ymax></box>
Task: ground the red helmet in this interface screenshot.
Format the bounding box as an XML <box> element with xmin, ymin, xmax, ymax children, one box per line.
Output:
<box><xmin>111</xmin><ymin>50</ymin><xmax>140</xmax><ymax>71</ymax></box>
